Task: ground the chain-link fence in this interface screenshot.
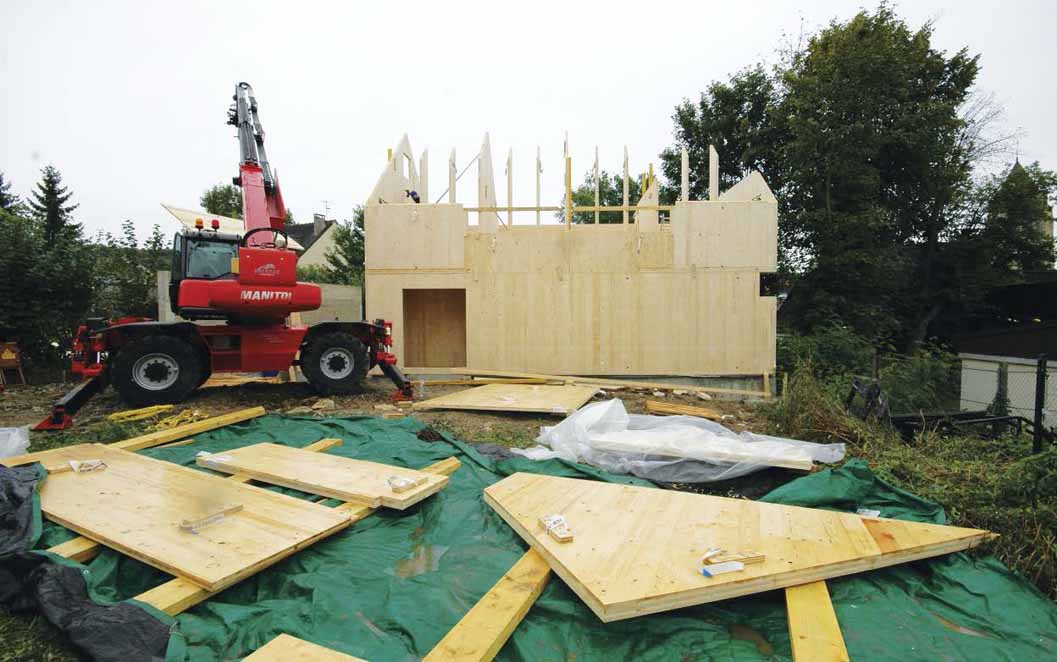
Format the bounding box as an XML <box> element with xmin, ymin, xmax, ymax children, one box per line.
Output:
<box><xmin>957</xmin><ymin>354</ymin><xmax>1052</xmax><ymax>451</ymax></box>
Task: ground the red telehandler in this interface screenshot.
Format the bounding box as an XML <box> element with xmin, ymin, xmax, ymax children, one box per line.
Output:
<box><xmin>35</xmin><ymin>82</ymin><xmax>412</xmax><ymax>430</ymax></box>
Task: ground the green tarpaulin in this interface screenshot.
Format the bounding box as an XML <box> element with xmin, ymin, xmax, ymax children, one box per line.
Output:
<box><xmin>29</xmin><ymin>415</ymin><xmax>1057</xmax><ymax>660</ymax></box>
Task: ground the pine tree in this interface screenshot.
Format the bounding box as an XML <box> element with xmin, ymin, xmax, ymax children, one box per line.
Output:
<box><xmin>0</xmin><ymin>171</ymin><xmax>20</xmax><ymax>212</ymax></box>
<box><xmin>29</xmin><ymin>165</ymin><xmax>80</xmax><ymax>241</ymax></box>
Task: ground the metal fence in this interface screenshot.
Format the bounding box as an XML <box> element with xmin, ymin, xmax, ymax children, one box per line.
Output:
<box><xmin>956</xmin><ymin>353</ymin><xmax>1050</xmax><ymax>452</ymax></box>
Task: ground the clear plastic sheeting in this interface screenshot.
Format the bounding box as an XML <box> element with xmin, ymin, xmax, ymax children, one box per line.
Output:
<box><xmin>0</xmin><ymin>425</ymin><xmax>29</xmax><ymax>459</ymax></box>
<box><xmin>513</xmin><ymin>399</ymin><xmax>845</xmax><ymax>482</ymax></box>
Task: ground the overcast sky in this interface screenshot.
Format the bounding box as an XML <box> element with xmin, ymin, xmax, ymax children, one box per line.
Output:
<box><xmin>1</xmin><ymin>1</ymin><xmax>1054</xmax><ymax>239</ymax></box>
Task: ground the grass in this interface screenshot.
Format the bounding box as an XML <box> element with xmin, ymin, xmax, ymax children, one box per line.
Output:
<box><xmin>759</xmin><ymin>365</ymin><xmax>1057</xmax><ymax>599</ymax></box>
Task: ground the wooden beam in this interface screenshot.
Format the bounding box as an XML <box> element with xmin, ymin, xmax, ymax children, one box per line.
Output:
<box><xmin>622</xmin><ymin>146</ymin><xmax>629</xmax><ymax>224</ymax></box>
<box><xmin>785</xmin><ymin>581</ymin><xmax>849</xmax><ymax>662</ymax></box>
<box><xmin>453</xmin><ymin>368</ymin><xmax>769</xmax><ymax>398</ymax></box>
<box><xmin>111</xmin><ymin>407</ymin><xmax>267</xmax><ymax>452</ymax></box>
<box><xmin>47</xmin><ymin>438</ymin><xmax>343</xmax><ymax>565</ymax></box>
<box><xmin>564</xmin><ymin>155</ymin><xmax>572</xmax><ymax>230</ymax></box>
<box><xmin>535</xmin><ymin>146</ymin><xmax>542</xmax><ymax>226</ymax></box>
<box><xmin>644</xmin><ymin>400</ymin><xmax>722</xmax><ymax>419</ymax></box>
<box><xmin>709</xmin><ymin>144</ymin><xmax>719</xmax><ymax>201</ymax></box>
<box><xmin>680</xmin><ymin>147</ymin><xmax>689</xmax><ymax>202</ymax></box>
<box><xmin>423</xmin><ymin>549</ymin><xmax>550</xmax><ymax>661</ymax></box>
<box><xmin>134</xmin><ymin>456</ymin><xmax>461</xmax><ymax>615</ymax></box>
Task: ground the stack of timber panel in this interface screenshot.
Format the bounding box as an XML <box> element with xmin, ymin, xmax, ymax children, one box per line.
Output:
<box><xmin>6</xmin><ymin>407</ymin><xmax>461</xmax><ymax>624</ymax></box>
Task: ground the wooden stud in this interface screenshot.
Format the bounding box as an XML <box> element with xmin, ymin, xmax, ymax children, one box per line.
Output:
<box><xmin>244</xmin><ymin>634</ymin><xmax>365</xmax><ymax>661</ymax></box>
<box><xmin>506</xmin><ymin>148</ymin><xmax>513</xmax><ymax>228</ymax></box>
<box><xmin>419</xmin><ymin>149</ymin><xmax>429</xmax><ymax>203</ymax></box>
<box><xmin>564</xmin><ymin>155</ymin><xmax>572</xmax><ymax>230</ymax></box>
<box><xmin>709</xmin><ymin>144</ymin><xmax>719</xmax><ymax>200</ymax></box>
<box><xmin>448</xmin><ymin>148</ymin><xmax>457</xmax><ymax>204</ymax></box>
<box><xmin>593</xmin><ymin>146</ymin><xmax>600</xmax><ymax>225</ymax></box>
<box><xmin>478</xmin><ymin>133</ymin><xmax>498</xmax><ymax>231</ymax></box>
<box><xmin>681</xmin><ymin>147</ymin><xmax>689</xmax><ymax>202</ymax></box>
<box><xmin>622</xmin><ymin>146</ymin><xmax>629</xmax><ymax>224</ymax></box>
<box><xmin>134</xmin><ymin>456</ymin><xmax>462</xmax><ymax>615</ymax></box>
<box><xmin>423</xmin><ymin>549</ymin><xmax>550</xmax><ymax>662</ymax></box>
<box><xmin>535</xmin><ymin>146</ymin><xmax>542</xmax><ymax>226</ymax></box>
<box><xmin>786</xmin><ymin>581</ymin><xmax>850</xmax><ymax>662</ymax></box>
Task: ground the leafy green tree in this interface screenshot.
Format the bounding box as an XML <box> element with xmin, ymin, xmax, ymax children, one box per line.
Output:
<box><xmin>559</xmin><ymin>170</ymin><xmax>643</xmax><ymax>224</ymax></box>
<box><xmin>323</xmin><ymin>206</ymin><xmax>365</xmax><ymax>285</ymax></box>
<box><xmin>0</xmin><ymin>171</ymin><xmax>20</xmax><ymax>212</ymax></box>
<box><xmin>92</xmin><ymin>221</ymin><xmax>168</xmax><ymax>318</ymax></box>
<box><xmin>0</xmin><ymin>206</ymin><xmax>95</xmax><ymax>366</ymax></box>
<box><xmin>200</xmin><ymin>183</ymin><xmax>242</xmax><ymax>218</ymax></box>
<box><xmin>659</xmin><ymin>5</ymin><xmax>1019</xmax><ymax>349</ymax></box>
<box><xmin>659</xmin><ymin>66</ymin><xmax>787</xmax><ymax>205</ymax></box>
<box><xmin>29</xmin><ymin>165</ymin><xmax>80</xmax><ymax>242</ymax></box>
<box><xmin>977</xmin><ymin>162</ymin><xmax>1056</xmax><ymax>274</ymax></box>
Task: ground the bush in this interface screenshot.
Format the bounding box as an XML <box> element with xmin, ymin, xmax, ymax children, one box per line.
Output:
<box><xmin>878</xmin><ymin>350</ymin><xmax>958</xmax><ymax>413</ymax></box>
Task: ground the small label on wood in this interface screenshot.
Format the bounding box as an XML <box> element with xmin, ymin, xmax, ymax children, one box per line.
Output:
<box><xmin>48</xmin><ymin>459</ymin><xmax>107</xmax><ymax>474</ymax></box>
<box><xmin>701</xmin><ymin>560</ymin><xmax>744</xmax><ymax>577</ymax></box>
<box><xmin>539</xmin><ymin>514</ymin><xmax>574</xmax><ymax>542</ymax></box>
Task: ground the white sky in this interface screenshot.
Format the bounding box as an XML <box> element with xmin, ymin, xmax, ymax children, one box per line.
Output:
<box><xmin>1</xmin><ymin>0</ymin><xmax>1054</xmax><ymax>238</ymax></box>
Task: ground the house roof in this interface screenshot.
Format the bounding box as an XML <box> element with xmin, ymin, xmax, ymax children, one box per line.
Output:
<box><xmin>285</xmin><ymin>220</ymin><xmax>336</xmax><ymax>252</ymax></box>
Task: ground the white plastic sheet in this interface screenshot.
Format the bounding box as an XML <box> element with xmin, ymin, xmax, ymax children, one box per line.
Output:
<box><xmin>512</xmin><ymin>399</ymin><xmax>845</xmax><ymax>482</ymax></box>
<box><xmin>0</xmin><ymin>426</ymin><xmax>30</xmax><ymax>459</ymax></box>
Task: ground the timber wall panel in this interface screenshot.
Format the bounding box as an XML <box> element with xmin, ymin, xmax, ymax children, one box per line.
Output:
<box><xmin>366</xmin><ymin>198</ymin><xmax>777</xmax><ymax>376</ymax></box>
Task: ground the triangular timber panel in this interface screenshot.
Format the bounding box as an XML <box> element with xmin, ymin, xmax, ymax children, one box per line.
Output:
<box><xmin>483</xmin><ymin>473</ymin><xmax>993</xmax><ymax>622</ymax></box>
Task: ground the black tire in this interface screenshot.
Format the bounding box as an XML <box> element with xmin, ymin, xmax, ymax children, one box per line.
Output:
<box><xmin>301</xmin><ymin>332</ymin><xmax>369</xmax><ymax>395</ymax></box>
<box><xmin>111</xmin><ymin>335</ymin><xmax>204</xmax><ymax>407</ymax></box>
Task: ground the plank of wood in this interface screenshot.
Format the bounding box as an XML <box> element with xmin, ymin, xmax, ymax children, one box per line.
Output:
<box><xmin>110</xmin><ymin>406</ymin><xmax>267</xmax><ymax>452</ymax></box>
<box><xmin>38</xmin><ymin>444</ymin><xmax>350</xmax><ymax>592</ymax></box>
<box><xmin>244</xmin><ymin>633</ymin><xmax>365</xmax><ymax>661</ymax></box>
<box><xmin>483</xmin><ymin>473</ymin><xmax>994</xmax><ymax>622</ymax></box>
<box><xmin>416</xmin><ymin>378</ymin><xmax>552</xmax><ymax>386</ymax></box>
<box><xmin>786</xmin><ymin>581</ymin><xmax>849</xmax><ymax>662</ymax></box>
<box><xmin>196</xmin><ymin>443</ymin><xmax>448</xmax><ymax>510</ymax></box>
<box><xmin>423</xmin><ymin>549</ymin><xmax>550</xmax><ymax>662</ymax></box>
<box><xmin>45</xmin><ymin>438</ymin><xmax>345</xmax><ymax>564</ymax></box>
<box><xmin>135</xmin><ymin>456</ymin><xmax>461</xmax><ymax>615</ymax></box>
<box><xmin>413</xmin><ymin>383</ymin><xmax>597</xmax><ymax>415</ymax></box>
<box><xmin>644</xmin><ymin>400</ymin><xmax>722</xmax><ymax>419</ymax></box>
<box><xmin>453</xmin><ymin>369</ymin><xmax>767</xmax><ymax>398</ymax></box>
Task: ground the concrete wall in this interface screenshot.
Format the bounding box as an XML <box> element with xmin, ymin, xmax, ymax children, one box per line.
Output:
<box><xmin>157</xmin><ymin>271</ymin><xmax>362</xmax><ymax>323</ymax></box>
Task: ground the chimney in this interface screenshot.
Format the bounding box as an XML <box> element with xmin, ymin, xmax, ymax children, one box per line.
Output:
<box><xmin>313</xmin><ymin>213</ymin><xmax>326</xmax><ymax>237</ymax></box>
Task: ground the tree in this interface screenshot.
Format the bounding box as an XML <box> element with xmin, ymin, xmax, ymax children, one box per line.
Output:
<box><xmin>323</xmin><ymin>206</ymin><xmax>365</xmax><ymax>285</ymax></box>
<box><xmin>93</xmin><ymin>221</ymin><xmax>168</xmax><ymax>318</ymax></box>
<box><xmin>659</xmin><ymin>66</ymin><xmax>787</xmax><ymax>205</ymax></box>
<box><xmin>200</xmin><ymin>183</ymin><xmax>242</xmax><ymax>218</ymax></box>
<box><xmin>29</xmin><ymin>165</ymin><xmax>80</xmax><ymax>242</ymax></box>
<box><xmin>976</xmin><ymin>162</ymin><xmax>1056</xmax><ymax>275</ymax></box>
<box><xmin>659</xmin><ymin>5</ymin><xmax>1006</xmax><ymax>348</ymax></box>
<box><xmin>557</xmin><ymin>170</ymin><xmax>644</xmax><ymax>224</ymax></box>
<box><xmin>0</xmin><ymin>171</ymin><xmax>20</xmax><ymax>212</ymax></box>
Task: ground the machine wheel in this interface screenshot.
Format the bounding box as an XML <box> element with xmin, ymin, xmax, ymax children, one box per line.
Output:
<box><xmin>111</xmin><ymin>335</ymin><xmax>204</xmax><ymax>406</ymax></box>
<box><xmin>301</xmin><ymin>332</ymin><xmax>369</xmax><ymax>395</ymax></box>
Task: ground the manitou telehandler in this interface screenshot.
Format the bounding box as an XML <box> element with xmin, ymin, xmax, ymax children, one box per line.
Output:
<box><xmin>35</xmin><ymin>82</ymin><xmax>412</xmax><ymax>430</ymax></box>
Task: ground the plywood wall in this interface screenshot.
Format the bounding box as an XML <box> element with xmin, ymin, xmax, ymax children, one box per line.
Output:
<box><xmin>365</xmin><ymin>195</ymin><xmax>777</xmax><ymax>376</ymax></box>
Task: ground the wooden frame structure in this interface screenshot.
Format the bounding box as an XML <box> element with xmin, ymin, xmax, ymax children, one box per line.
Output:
<box><xmin>364</xmin><ymin>135</ymin><xmax>778</xmax><ymax>381</ymax></box>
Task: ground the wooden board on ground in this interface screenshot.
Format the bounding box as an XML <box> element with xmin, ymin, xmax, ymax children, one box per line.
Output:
<box><xmin>413</xmin><ymin>383</ymin><xmax>597</xmax><ymax>415</ymax></box>
<box><xmin>786</xmin><ymin>581</ymin><xmax>849</xmax><ymax>662</ymax></box>
<box><xmin>37</xmin><ymin>444</ymin><xmax>350</xmax><ymax>591</ymax></box>
<box><xmin>202</xmin><ymin>373</ymin><xmax>283</xmax><ymax>388</ymax></box>
<box><xmin>424</xmin><ymin>549</ymin><xmax>551</xmax><ymax>661</ymax></box>
<box><xmin>644</xmin><ymin>399</ymin><xmax>722</xmax><ymax>419</ymax></box>
<box><xmin>196</xmin><ymin>442</ymin><xmax>448</xmax><ymax>509</ymax></box>
<box><xmin>244</xmin><ymin>634</ymin><xmax>365</xmax><ymax>661</ymax></box>
<box><xmin>454</xmin><ymin>368</ymin><xmax>767</xmax><ymax>398</ymax></box>
<box><xmin>111</xmin><ymin>406</ymin><xmax>267</xmax><ymax>452</ymax></box>
<box><xmin>483</xmin><ymin>473</ymin><xmax>993</xmax><ymax>622</ymax></box>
